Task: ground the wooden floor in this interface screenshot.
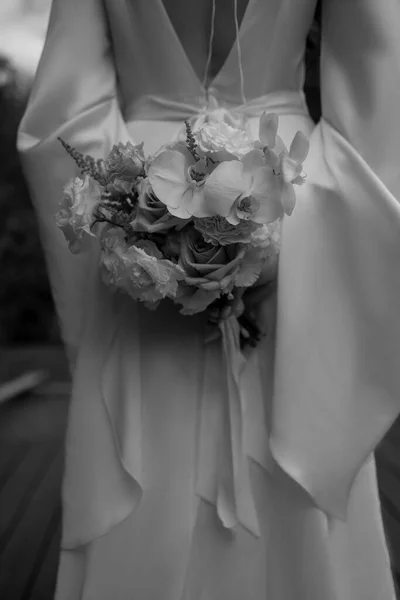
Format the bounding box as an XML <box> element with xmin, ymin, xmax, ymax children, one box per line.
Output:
<box><xmin>1</xmin><ymin>346</ymin><xmax>400</xmax><ymax>599</ymax></box>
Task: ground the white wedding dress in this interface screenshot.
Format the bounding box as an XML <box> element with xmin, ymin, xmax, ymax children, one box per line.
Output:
<box><xmin>17</xmin><ymin>0</ymin><xmax>400</xmax><ymax>598</ymax></box>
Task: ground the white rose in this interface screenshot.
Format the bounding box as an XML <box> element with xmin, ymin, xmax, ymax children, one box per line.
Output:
<box><xmin>197</xmin><ymin>121</ymin><xmax>253</xmax><ymax>158</ymax></box>
<box><xmin>250</xmin><ymin>219</ymin><xmax>282</xmax><ymax>249</ymax></box>
<box><xmin>100</xmin><ymin>227</ymin><xmax>185</xmax><ymax>304</ymax></box>
<box><xmin>56</xmin><ymin>175</ymin><xmax>101</xmax><ymax>253</ymax></box>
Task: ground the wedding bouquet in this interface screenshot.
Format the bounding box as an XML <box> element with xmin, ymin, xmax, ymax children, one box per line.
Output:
<box><xmin>56</xmin><ymin>111</ymin><xmax>308</xmax><ymax>348</ymax></box>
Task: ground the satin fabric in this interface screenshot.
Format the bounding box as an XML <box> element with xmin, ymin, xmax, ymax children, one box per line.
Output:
<box><xmin>17</xmin><ymin>0</ymin><xmax>400</xmax><ymax>598</ymax></box>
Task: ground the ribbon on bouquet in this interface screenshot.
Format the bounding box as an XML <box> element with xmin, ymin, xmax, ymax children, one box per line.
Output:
<box><xmin>196</xmin><ymin>315</ymin><xmax>274</xmax><ymax>537</ymax></box>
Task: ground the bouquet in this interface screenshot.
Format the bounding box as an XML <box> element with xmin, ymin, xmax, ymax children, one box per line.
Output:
<box><xmin>56</xmin><ymin>111</ymin><xmax>308</xmax><ymax>350</ymax></box>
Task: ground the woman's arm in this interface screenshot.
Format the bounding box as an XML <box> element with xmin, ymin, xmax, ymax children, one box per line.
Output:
<box><xmin>18</xmin><ymin>0</ymin><xmax>131</xmax><ymax>367</ymax></box>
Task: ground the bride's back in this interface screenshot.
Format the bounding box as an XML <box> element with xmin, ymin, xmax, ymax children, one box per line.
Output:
<box><xmin>110</xmin><ymin>0</ymin><xmax>318</xmax><ymax>124</ymax></box>
<box><xmin>161</xmin><ymin>0</ymin><xmax>249</xmax><ymax>85</ymax></box>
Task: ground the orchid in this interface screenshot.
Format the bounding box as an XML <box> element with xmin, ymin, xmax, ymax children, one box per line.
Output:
<box><xmin>258</xmin><ymin>112</ymin><xmax>279</xmax><ymax>149</ymax></box>
<box><xmin>257</xmin><ymin>112</ymin><xmax>309</xmax><ymax>175</ymax></box>
<box><xmin>270</xmin><ymin>131</ymin><xmax>309</xmax><ymax>214</ymax></box>
<box><xmin>256</xmin><ymin>112</ymin><xmax>287</xmax><ymax>160</ymax></box>
<box><xmin>106</xmin><ymin>141</ymin><xmax>146</xmax><ymax>181</ymax></box>
<box><xmin>275</xmin><ymin>131</ymin><xmax>309</xmax><ymax>185</ymax></box>
<box><xmin>147</xmin><ymin>147</ymin><xmax>209</xmax><ymax>219</ymax></box>
<box><xmin>255</xmin><ymin>112</ymin><xmax>309</xmax><ymax>215</ymax></box>
<box><xmin>203</xmin><ymin>149</ymin><xmax>284</xmax><ymax>225</ymax></box>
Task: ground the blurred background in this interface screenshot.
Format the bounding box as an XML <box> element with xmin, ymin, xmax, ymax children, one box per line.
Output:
<box><xmin>0</xmin><ymin>0</ymin><xmax>58</xmax><ymax>347</ymax></box>
<box><xmin>1</xmin><ymin>2</ymin><xmax>400</xmax><ymax>600</ymax></box>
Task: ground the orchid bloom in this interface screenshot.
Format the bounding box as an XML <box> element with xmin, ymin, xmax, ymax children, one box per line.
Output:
<box><xmin>147</xmin><ymin>148</ymin><xmax>209</xmax><ymax>219</ymax></box>
<box><xmin>256</xmin><ymin>112</ymin><xmax>310</xmax><ymax>215</ymax></box>
<box><xmin>257</xmin><ymin>111</ymin><xmax>310</xmax><ymax>177</ymax></box>
<box><xmin>203</xmin><ymin>149</ymin><xmax>284</xmax><ymax>225</ymax></box>
<box><xmin>257</xmin><ymin>113</ymin><xmax>287</xmax><ymax>162</ymax></box>
<box><xmin>259</xmin><ymin>112</ymin><xmax>279</xmax><ymax>148</ymax></box>
<box><xmin>271</xmin><ymin>131</ymin><xmax>310</xmax><ymax>214</ymax></box>
<box><xmin>276</xmin><ymin>131</ymin><xmax>309</xmax><ymax>185</ymax></box>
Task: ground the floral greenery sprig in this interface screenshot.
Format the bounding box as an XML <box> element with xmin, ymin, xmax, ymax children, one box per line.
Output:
<box><xmin>57</xmin><ymin>137</ymin><xmax>108</xmax><ymax>186</ymax></box>
<box><xmin>91</xmin><ymin>203</ymin><xmax>136</xmax><ymax>236</ymax></box>
<box><xmin>100</xmin><ymin>189</ymin><xmax>137</xmax><ymax>212</ymax></box>
<box><xmin>91</xmin><ymin>188</ymin><xmax>139</xmax><ymax>235</ymax></box>
<box><xmin>184</xmin><ymin>119</ymin><xmax>199</xmax><ymax>161</ymax></box>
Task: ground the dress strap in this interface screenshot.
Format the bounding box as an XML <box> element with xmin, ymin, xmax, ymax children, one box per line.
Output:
<box><xmin>202</xmin><ymin>0</ymin><xmax>247</xmax><ymax>106</ymax></box>
<box><xmin>234</xmin><ymin>0</ymin><xmax>247</xmax><ymax>106</ymax></box>
<box><xmin>202</xmin><ymin>0</ymin><xmax>216</xmax><ymax>91</ymax></box>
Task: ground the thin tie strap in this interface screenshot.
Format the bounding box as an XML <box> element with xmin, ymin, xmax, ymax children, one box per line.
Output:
<box><xmin>234</xmin><ymin>0</ymin><xmax>247</xmax><ymax>106</ymax></box>
<box><xmin>202</xmin><ymin>0</ymin><xmax>216</xmax><ymax>91</ymax></box>
<box><xmin>202</xmin><ymin>0</ymin><xmax>247</xmax><ymax>107</ymax></box>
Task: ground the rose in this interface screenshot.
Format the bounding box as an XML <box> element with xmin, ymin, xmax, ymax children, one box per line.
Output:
<box><xmin>175</xmin><ymin>227</ymin><xmax>246</xmax><ymax>314</ymax></box>
<box><xmin>196</xmin><ymin>121</ymin><xmax>253</xmax><ymax>159</ymax></box>
<box><xmin>176</xmin><ymin>227</ymin><xmax>266</xmax><ymax>315</ymax></box>
<box><xmin>106</xmin><ymin>177</ymin><xmax>136</xmax><ymax>196</ymax></box>
<box><xmin>106</xmin><ymin>141</ymin><xmax>146</xmax><ymax>181</ymax></box>
<box><xmin>178</xmin><ymin>228</ymin><xmax>243</xmax><ymax>314</ymax></box>
<box><xmin>100</xmin><ymin>227</ymin><xmax>185</xmax><ymax>304</ymax></box>
<box><xmin>180</xmin><ymin>227</ymin><xmax>246</xmax><ymax>291</ymax></box>
<box><xmin>193</xmin><ymin>215</ymin><xmax>261</xmax><ymax>246</ymax></box>
<box><xmin>104</xmin><ymin>142</ymin><xmax>146</xmax><ymax>198</ymax></box>
<box><xmin>56</xmin><ymin>175</ymin><xmax>101</xmax><ymax>253</ymax></box>
<box><xmin>130</xmin><ymin>179</ymin><xmax>187</xmax><ymax>234</ymax></box>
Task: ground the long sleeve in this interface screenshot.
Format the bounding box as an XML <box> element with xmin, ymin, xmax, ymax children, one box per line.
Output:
<box><xmin>17</xmin><ymin>0</ymin><xmax>131</xmax><ymax>365</ymax></box>
<box><xmin>18</xmin><ymin>0</ymin><xmax>143</xmax><ymax>550</ymax></box>
<box><xmin>270</xmin><ymin>0</ymin><xmax>400</xmax><ymax>519</ymax></box>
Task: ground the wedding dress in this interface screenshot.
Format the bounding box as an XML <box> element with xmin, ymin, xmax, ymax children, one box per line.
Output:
<box><xmin>17</xmin><ymin>0</ymin><xmax>400</xmax><ymax>598</ymax></box>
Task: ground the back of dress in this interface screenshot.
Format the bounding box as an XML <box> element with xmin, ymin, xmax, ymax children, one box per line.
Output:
<box><xmin>107</xmin><ymin>0</ymin><xmax>314</xmax><ymax>122</ymax></box>
<box><xmin>17</xmin><ymin>1</ymin><xmax>400</xmax><ymax>599</ymax></box>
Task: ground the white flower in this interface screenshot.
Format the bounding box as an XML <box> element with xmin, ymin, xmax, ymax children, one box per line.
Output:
<box><xmin>202</xmin><ymin>150</ymin><xmax>284</xmax><ymax>225</ymax></box>
<box><xmin>250</xmin><ymin>219</ymin><xmax>282</xmax><ymax>249</ymax></box>
<box><xmin>56</xmin><ymin>175</ymin><xmax>101</xmax><ymax>253</ymax></box>
<box><xmin>196</xmin><ymin>121</ymin><xmax>253</xmax><ymax>158</ymax></box>
<box><xmin>100</xmin><ymin>227</ymin><xmax>185</xmax><ymax>304</ymax></box>
<box><xmin>256</xmin><ymin>113</ymin><xmax>310</xmax><ymax>216</ymax></box>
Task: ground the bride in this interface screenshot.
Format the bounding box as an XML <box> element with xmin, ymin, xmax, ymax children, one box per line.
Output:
<box><xmin>17</xmin><ymin>0</ymin><xmax>400</xmax><ymax>598</ymax></box>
